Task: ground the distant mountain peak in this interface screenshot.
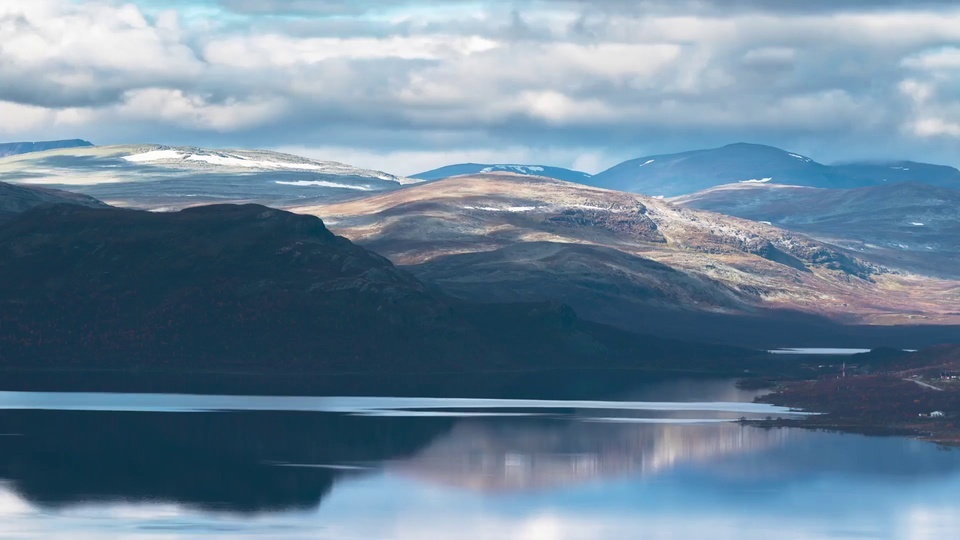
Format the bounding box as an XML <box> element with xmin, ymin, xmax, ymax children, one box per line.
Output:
<box><xmin>587</xmin><ymin>143</ymin><xmax>958</xmax><ymax>196</ymax></box>
<box><xmin>412</xmin><ymin>163</ymin><xmax>592</xmax><ymax>183</ymax></box>
<box><xmin>0</xmin><ymin>139</ymin><xmax>93</xmax><ymax>158</ymax></box>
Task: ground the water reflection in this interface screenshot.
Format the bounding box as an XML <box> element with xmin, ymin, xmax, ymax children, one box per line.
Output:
<box><xmin>0</xmin><ymin>379</ymin><xmax>956</xmax><ymax>539</ymax></box>
<box><xmin>394</xmin><ymin>420</ymin><xmax>789</xmax><ymax>491</ymax></box>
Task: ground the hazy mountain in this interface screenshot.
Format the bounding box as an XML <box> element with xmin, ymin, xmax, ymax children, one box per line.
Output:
<box><xmin>0</xmin><ymin>181</ymin><xmax>108</xmax><ymax>220</ymax></box>
<box><xmin>0</xmin><ymin>144</ymin><xmax>418</xmax><ymax>211</ymax></box>
<box><xmin>832</xmin><ymin>161</ymin><xmax>960</xmax><ymax>188</ymax></box>
<box><xmin>673</xmin><ymin>182</ymin><xmax>960</xmax><ymax>279</ymax></box>
<box><xmin>587</xmin><ymin>143</ymin><xmax>960</xmax><ymax>196</ymax></box>
<box><xmin>0</xmin><ymin>139</ymin><xmax>93</xmax><ymax>158</ymax></box>
<box><xmin>298</xmin><ymin>173</ymin><xmax>960</xmax><ymax>346</ymax></box>
<box><xmin>413</xmin><ymin>163</ymin><xmax>592</xmax><ymax>183</ymax></box>
<box><xmin>0</xmin><ymin>202</ymin><xmax>750</xmax><ymax>382</ymax></box>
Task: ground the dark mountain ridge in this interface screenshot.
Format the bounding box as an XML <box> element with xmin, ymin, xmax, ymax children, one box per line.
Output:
<box><xmin>0</xmin><ymin>139</ymin><xmax>93</xmax><ymax>158</ymax></box>
<box><xmin>0</xmin><ymin>181</ymin><xmax>108</xmax><ymax>220</ymax></box>
<box><xmin>0</xmin><ymin>203</ymin><xmax>751</xmax><ymax>386</ymax></box>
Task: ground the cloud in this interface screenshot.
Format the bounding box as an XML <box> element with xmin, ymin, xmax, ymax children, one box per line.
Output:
<box><xmin>2</xmin><ymin>0</ymin><xmax>960</xmax><ymax>171</ymax></box>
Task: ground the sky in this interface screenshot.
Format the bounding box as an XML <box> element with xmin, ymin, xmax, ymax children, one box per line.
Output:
<box><xmin>1</xmin><ymin>0</ymin><xmax>960</xmax><ymax>175</ymax></box>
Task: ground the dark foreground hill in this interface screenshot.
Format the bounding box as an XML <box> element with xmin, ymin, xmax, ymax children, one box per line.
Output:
<box><xmin>0</xmin><ymin>181</ymin><xmax>108</xmax><ymax>220</ymax></box>
<box><xmin>0</xmin><ymin>204</ymin><xmax>752</xmax><ymax>388</ymax></box>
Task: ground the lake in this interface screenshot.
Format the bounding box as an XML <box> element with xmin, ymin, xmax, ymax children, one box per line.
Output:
<box><xmin>0</xmin><ymin>378</ymin><xmax>957</xmax><ymax>539</ymax></box>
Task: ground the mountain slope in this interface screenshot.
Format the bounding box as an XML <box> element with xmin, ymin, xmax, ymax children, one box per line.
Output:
<box><xmin>0</xmin><ymin>145</ymin><xmax>416</xmax><ymax>211</ymax></box>
<box><xmin>297</xmin><ymin>174</ymin><xmax>960</xmax><ymax>345</ymax></box>
<box><xmin>673</xmin><ymin>182</ymin><xmax>960</xmax><ymax>278</ymax></box>
<box><xmin>0</xmin><ymin>139</ymin><xmax>93</xmax><ymax>158</ymax></box>
<box><xmin>0</xmin><ymin>203</ymin><xmax>749</xmax><ymax>379</ymax></box>
<box><xmin>588</xmin><ymin>143</ymin><xmax>960</xmax><ymax>196</ymax></box>
<box><xmin>831</xmin><ymin>161</ymin><xmax>960</xmax><ymax>188</ymax></box>
<box><xmin>0</xmin><ymin>181</ymin><xmax>108</xmax><ymax>220</ymax></box>
<box><xmin>413</xmin><ymin>163</ymin><xmax>592</xmax><ymax>183</ymax></box>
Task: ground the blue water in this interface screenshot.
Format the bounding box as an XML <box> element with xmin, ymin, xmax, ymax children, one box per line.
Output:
<box><xmin>0</xmin><ymin>378</ymin><xmax>955</xmax><ymax>539</ymax></box>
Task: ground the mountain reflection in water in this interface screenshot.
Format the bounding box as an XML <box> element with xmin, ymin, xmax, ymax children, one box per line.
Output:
<box><xmin>0</xmin><ymin>378</ymin><xmax>957</xmax><ymax>539</ymax></box>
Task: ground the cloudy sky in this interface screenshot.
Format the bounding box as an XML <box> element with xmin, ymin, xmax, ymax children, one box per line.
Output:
<box><xmin>2</xmin><ymin>0</ymin><xmax>960</xmax><ymax>174</ymax></box>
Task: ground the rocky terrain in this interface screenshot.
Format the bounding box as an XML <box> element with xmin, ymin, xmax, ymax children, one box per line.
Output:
<box><xmin>585</xmin><ymin>143</ymin><xmax>960</xmax><ymax>196</ymax></box>
<box><xmin>0</xmin><ymin>202</ymin><xmax>755</xmax><ymax>384</ymax></box>
<box><xmin>0</xmin><ymin>144</ymin><xmax>415</xmax><ymax>211</ymax></box>
<box><xmin>298</xmin><ymin>173</ymin><xmax>960</xmax><ymax>346</ymax></box>
<box><xmin>674</xmin><ymin>182</ymin><xmax>960</xmax><ymax>279</ymax></box>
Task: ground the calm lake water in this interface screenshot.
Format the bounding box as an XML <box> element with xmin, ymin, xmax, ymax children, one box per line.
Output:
<box><xmin>0</xmin><ymin>378</ymin><xmax>957</xmax><ymax>539</ymax></box>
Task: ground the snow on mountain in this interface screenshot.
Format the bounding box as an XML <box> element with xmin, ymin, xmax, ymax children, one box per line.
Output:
<box><xmin>0</xmin><ymin>144</ymin><xmax>415</xmax><ymax>210</ymax></box>
<box><xmin>412</xmin><ymin>163</ymin><xmax>592</xmax><ymax>183</ymax></box>
<box><xmin>119</xmin><ymin>146</ymin><xmax>414</xmax><ymax>184</ymax></box>
<box><xmin>587</xmin><ymin>143</ymin><xmax>960</xmax><ymax>196</ymax></box>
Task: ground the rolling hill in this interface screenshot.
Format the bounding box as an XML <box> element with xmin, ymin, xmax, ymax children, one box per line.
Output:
<box><xmin>0</xmin><ymin>144</ymin><xmax>418</xmax><ymax>211</ymax></box>
<box><xmin>0</xmin><ymin>202</ymin><xmax>753</xmax><ymax>383</ymax></box>
<box><xmin>673</xmin><ymin>182</ymin><xmax>960</xmax><ymax>279</ymax></box>
<box><xmin>296</xmin><ymin>173</ymin><xmax>960</xmax><ymax>347</ymax></box>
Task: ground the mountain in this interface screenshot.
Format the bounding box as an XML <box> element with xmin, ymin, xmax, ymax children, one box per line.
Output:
<box><xmin>0</xmin><ymin>202</ymin><xmax>752</xmax><ymax>384</ymax></box>
<box><xmin>0</xmin><ymin>139</ymin><xmax>93</xmax><ymax>158</ymax></box>
<box><xmin>831</xmin><ymin>160</ymin><xmax>960</xmax><ymax>188</ymax></box>
<box><xmin>0</xmin><ymin>181</ymin><xmax>108</xmax><ymax>220</ymax></box>
<box><xmin>297</xmin><ymin>173</ymin><xmax>960</xmax><ymax>347</ymax></box>
<box><xmin>587</xmin><ymin>143</ymin><xmax>960</xmax><ymax>196</ymax></box>
<box><xmin>413</xmin><ymin>163</ymin><xmax>592</xmax><ymax>183</ymax></box>
<box><xmin>0</xmin><ymin>144</ymin><xmax>417</xmax><ymax>211</ymax></box>
<box><xmin>673</xmin><ymin>182</ymin><xmax>960</xmax><ymax>279</ymax></box>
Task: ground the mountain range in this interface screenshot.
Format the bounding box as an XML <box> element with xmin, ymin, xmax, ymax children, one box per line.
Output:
<box><xmin>0</xmin><ymin>139</ymin><xmax>93</xmax><ymax>158</ymax></box>
<box><xmin>301</xmin><ymin>172</ymin><xmax>960</xmax><ymax>346</ymax></box>
<box><xmin>408</xmin><ymin>143</ymin><xmax>960</xmax><ymax>197</ymax></box>
<box><xmin>583</xmin><ymin>143</ymin><xmax>960</xmax><ymax>196</ymax></box>
<box><xmin>0</xmin><ymin>194</ymin><xmax>755</xmax><ymax>387</ymax></box>
<box><xmin>0</xmin><ymin>144</ymin><xmax>414</xmax><ymax>211</ymax></box>
<box><xmin>673</xmin><ymin>182</ymin><xmax>960</xmax><ymax>279</ymax></box>
<box><xmin>413</xmin><ymin>163</ymin><xmax>592</xmax><ymax>183</ymax></box>
<box><xmin>3</xmin><ymin>140</ymin><xmax>958</xmax><ymax>351</ymax></box>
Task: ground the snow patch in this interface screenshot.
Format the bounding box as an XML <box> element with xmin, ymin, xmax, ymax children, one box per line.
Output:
<box><xmin>911</xmin><ymin>222</ymin><xmax>925</xmax><ymax>226</ymax></box>
<box><xmin>639</xmin><ymin>159</ymin><xmax>655</xmax><ymax>167</ymax></box>
<box><xmin>275</xmin><ymin>180</ymin><xmax>374</xmax><ymax>191</ymax></box>
<box><xmin>739</xmin><ymin>177</ymin><xmax>773</xmax><ymax>184</ymax></box>
<box><xmin>892</xmin><ymin>166</ymin><xmax>910</xmax><ymax>171</ymax></box>
<box><xmin>462</xmin><ymin>205</ymin><xmax>539</xmax><ymax>212</ymax></box>
<box><xmin>787</xmin><ymin>153</ymin><xmax>810</xmax><ymax>162</ymax></box>
<box><xmin>123</xmin><ymin>150</ymin><xmax>185</xmax><ymax>162</ymax></box>
<box><xmin>480</xmin><ymin>165</ymin><xmax>547</xmax><ymax>175</ymax></box>
<box><xmin>125</xmin><ymin>149</ymin><xmax>410</xmax><ymax>183</ymax></box>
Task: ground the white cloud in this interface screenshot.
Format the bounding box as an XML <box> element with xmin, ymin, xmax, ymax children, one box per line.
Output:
<box><xmin>116</xmin><ymin>88</ymin><xmax>286</xmax><ymax>131</ymax></box>
<box><xmin>2</xmin><ymin>1</ymin><xmax>960</xmax><ymax>166</ymax></box>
